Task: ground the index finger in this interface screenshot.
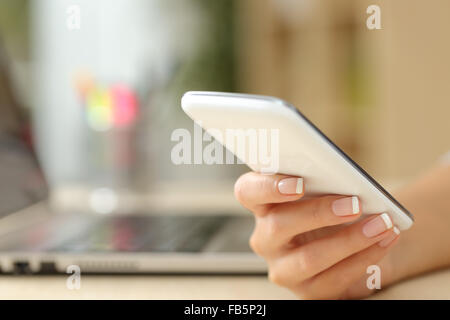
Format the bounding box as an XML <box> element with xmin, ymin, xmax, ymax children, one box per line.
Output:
<box><xmin>234</xmin><ymin>172</ymin><xmax>305</xmax><ymax>215</ymax></box>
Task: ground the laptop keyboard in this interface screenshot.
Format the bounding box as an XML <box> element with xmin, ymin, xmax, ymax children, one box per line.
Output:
<box><xmin>49</xmin><ymin>215</ymin><xmax>254</xmax><ymax>253</ymax></box>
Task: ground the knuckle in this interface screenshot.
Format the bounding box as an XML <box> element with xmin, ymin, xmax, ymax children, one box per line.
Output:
<box><xmin>268</xmin><ymin>269</ymin><xmax>286</xmax><ymax>286</ymax></box>
<box><xmin>267</xmin><ymin>262</ymin><xmax>291</xmax><ymax>287</ymax></box>
<box><xmin>296</xmin><ymin>248</ymin><xmax>315</xmax><ymax>275</ymax></box>
<box><xmin>267</xmin><ymin>250</ymin><xmax>318</xmax><ymax>289</ymax></box>
<box><xmin>262</xmin><ymin>213</ymin><xmax>283</xmax><ymax>239</ymax></box>
<box><xmin>233</xmin><ymin>177</ymin><xmax>246</xmax><ymax>204</ymax></box>
<box><xmin>248</xmin><ymin>231</ymin><xmax>264</xmax><ymax>256</ymax></box>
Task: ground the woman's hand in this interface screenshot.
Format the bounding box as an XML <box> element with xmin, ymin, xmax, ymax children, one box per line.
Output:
<box><xmin>234</xmin><ymin>172</ymin><xmax>401</xmax><ymax>299</ymax></box>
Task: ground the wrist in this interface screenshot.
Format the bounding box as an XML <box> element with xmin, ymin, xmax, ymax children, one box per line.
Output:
<box><xmin>389</xmin><ymin>165</ymin><xmax>450</xmax><ymax>282</ymax></box>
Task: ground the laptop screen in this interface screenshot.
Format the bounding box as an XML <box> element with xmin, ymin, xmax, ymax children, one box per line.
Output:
<box><xmin>0</xmin><ymin>46</ymin><xmax>48</xmax><ymax>218</ymax></box>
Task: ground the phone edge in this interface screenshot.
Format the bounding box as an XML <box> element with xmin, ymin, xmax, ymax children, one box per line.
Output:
<box><xmin>183</xmin><ymin>91</ymin><xmax>414</xmax><ymax>224</ymax></box>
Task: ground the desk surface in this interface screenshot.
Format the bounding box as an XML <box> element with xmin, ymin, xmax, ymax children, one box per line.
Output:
<box><xmin>0</xmin><ymin>269</ymin><xmax>449</xmax><ymax>299</ymax></box>
<box><xmin>1</xmin><ymin>194</ymin><xmax>449</xmax><ymax>299</ymax></box>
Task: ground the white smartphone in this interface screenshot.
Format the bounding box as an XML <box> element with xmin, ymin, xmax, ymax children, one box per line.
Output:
<box><xmin>181</xmin><ymin>91</ymin><xmax>414</xmax><ymax>230</ymax></box>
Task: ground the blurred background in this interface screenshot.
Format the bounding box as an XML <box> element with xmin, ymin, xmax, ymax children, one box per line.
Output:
<box><xmin>0</xmin><ymin>0</ymin><xmax>449</xmax><ymax>214</ymax></box>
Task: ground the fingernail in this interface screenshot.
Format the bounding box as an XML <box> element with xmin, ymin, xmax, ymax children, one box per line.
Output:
<box><xmin>362</xmin><ymin>213</ymin><xmax>393</xmax><ymax>238</ymax></box>
<box><xmin>332</xmin><ymin>196</ymin><xmax>360</xmax><ymax>216</ymax></box>
<box><xmin>379</xmin><ymin>227</ymin><xmax>400</xmax><ymax>247</ymax></box>
<box><xmin>278</xmin><ymin>177</ymin><xmax>303</xmax><ymax>195</ymax></box>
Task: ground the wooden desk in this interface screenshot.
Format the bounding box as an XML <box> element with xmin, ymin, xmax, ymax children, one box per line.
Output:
<box><xmin>0</xmin><ymin>269</ymin><xmax>449</xmax><ymax>299</ymax></box>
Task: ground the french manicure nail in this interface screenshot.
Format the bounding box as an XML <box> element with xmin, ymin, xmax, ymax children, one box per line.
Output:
<box><xmin>379</xmin><ymin>226</ymin><xmax>400</xmax><ymax>247</ymax></box>
<box><xmin>278</xmin><ymin>177</ymin><xmax>303</xmax><ymax>195</ymax></box>
<box><xmin>332</xmin><ymin>196</ymin><xmax>360</xmax><ymax>216</ymax></box>
<box><xmin>362</xmin><ymin>213</ymin><xmax>393</xmax><ymax>238</ymax></box>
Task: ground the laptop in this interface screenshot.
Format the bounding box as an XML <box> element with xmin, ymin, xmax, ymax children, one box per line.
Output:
<box><xmin>0</xmin><ymin>55</ymin><xmax>265</xmax><ymax>275</ymax></box>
